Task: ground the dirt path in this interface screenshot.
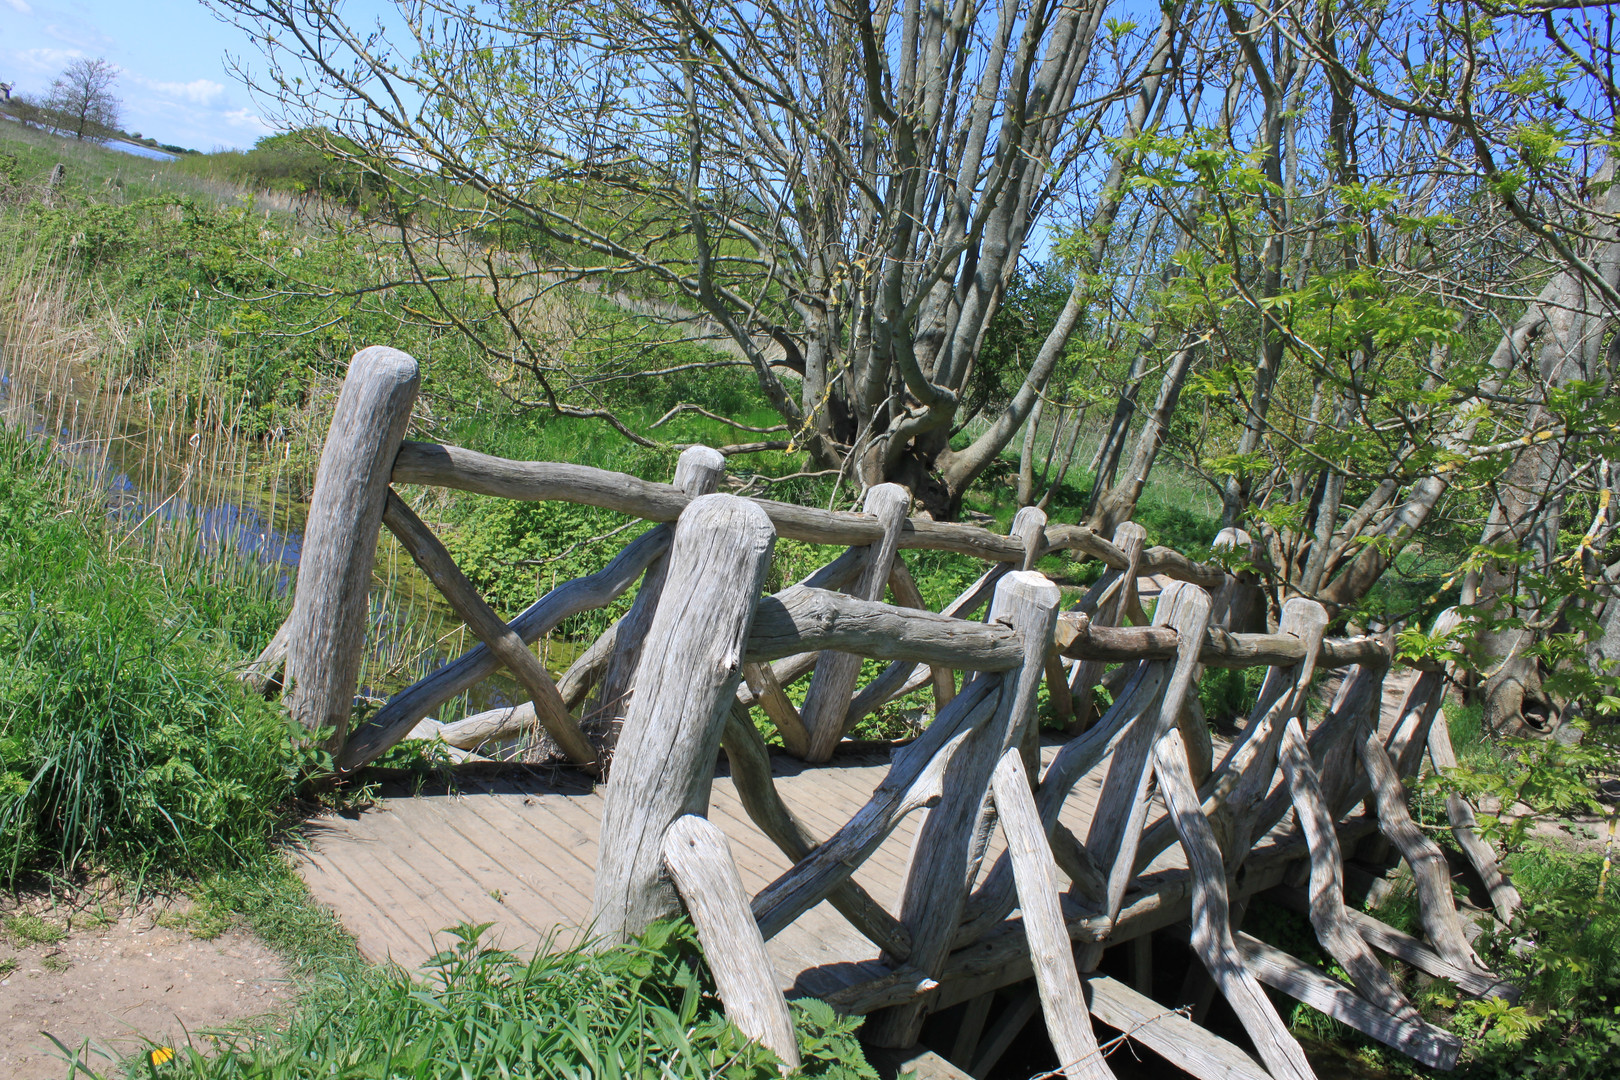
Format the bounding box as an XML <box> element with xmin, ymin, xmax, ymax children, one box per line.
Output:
<box><xmin>1</xmin><ymin>897</ymin><xmax>291</xmax><ymax>1079</ymax></box>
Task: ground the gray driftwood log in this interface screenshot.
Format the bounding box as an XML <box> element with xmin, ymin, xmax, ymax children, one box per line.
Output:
<box><xmin>663</xmin><ymin>814</ymin><xmax>801</xmax><ymax>1071</ymax></box>
<box><xmin>592</xmin><ymin>446</ymin><xmax>727</xmax><ymax>746</ymax></box>
<box><xmin>342</xmin><ymin>524</ymin><xmax>670</xmax><ymax>768</ymax></box>
<box><xmin>382</xmin><ymin>491</ymin><xmax>598</xmax><ymax>769</ymax></box>
<box><xmin>801</xmin><ymin>484</ymin><xmax>910</xmax><ymax>761</ymax></box>
<box><xmin>592</xmin><ymin>494</ymin><xmax>777</xmax><ymax>942</ymax></box>
<box><xmin>866</xmin><ymin>571</ymin><xmax>1060</xmax><ymax>1048</ymax></box>
<box><xmin>991</xmin><ymin>750</ymin><xmax>1114</xmax><ymax>1080</ymax></box>
<box><xmin>284</xmin><ymin>346</ymin><xmax>420</xmax><ymax>754</ymax></box>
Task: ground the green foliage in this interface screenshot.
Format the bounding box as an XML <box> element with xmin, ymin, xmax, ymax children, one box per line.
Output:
<box><xmin>0</xmin><ymin>429</ymin><xmax>301</xmax><ymax>878</ymax></box>
<box><xmin>95</xmin><ymin>920</ymin><xmax>874</xmax><ymax>1080</ymax></box>
<box><xmin>172</xmin><ymin>129</ymin><xmax>390</xmax><ymax>213</ymax></box>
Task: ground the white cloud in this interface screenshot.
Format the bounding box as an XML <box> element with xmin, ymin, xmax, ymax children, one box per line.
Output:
<box><xmin>4</xmin><ymin>0</ymin><xmax>34</xmax><ymax>15</ymax></box>
<box><xmin>223</xmin><ymin>107</ymin><xmax>270</xmax><ymax>133</ymax></box>
<box><xmin>17</xmin><ymin>46</ymin><xmax>85</xmax><ymax>73</ymax></box>
<box><xmin>138</xmin><ymin>77</ymin><xmax>226</xmax><ymax>106</ymax></box>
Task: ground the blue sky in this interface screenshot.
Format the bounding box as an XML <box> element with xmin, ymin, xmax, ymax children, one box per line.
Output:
<box><xmin>0</xmin><ymin>0</ymin><xmax>281</xmax><ymax>150</ymax></box>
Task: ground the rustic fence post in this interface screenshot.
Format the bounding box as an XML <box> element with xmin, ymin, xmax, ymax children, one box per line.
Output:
<box><xmin>283</xmin><ymin>346</ymin><xmax>419</xmax><ymax>756</ymax></box>
<box><xmin>592</xmin><ymin>493</ymin><xmax>777</xmax><ymax>943</ymax></box>
<box><xmin>590</xmin><ymin>445</ymin><xmax>727</xmax><ymax>745</ymax></box>
<box><xmin>801</xmin><ymin>482</ymin><xmax>910</xmax><ymax>761</ymax></box>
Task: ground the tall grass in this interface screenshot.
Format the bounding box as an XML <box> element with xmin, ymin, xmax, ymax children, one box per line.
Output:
<box><xmin>0</xmin><ymin>426</ymin><xmax>303</xmax><ymax>878</ymax></box>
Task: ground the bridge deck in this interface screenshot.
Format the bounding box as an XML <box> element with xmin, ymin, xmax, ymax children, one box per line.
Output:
<box><xmin>295</xmin><ymin>740</ymin><xmax>1192</xmax><ymax>999</ymax></box>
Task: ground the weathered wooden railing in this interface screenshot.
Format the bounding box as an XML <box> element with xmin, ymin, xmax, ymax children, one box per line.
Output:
<box><xmin>252</xmin><ymin>349</ymin><xmax>1522</xmax><ymax>1078</ymax></box>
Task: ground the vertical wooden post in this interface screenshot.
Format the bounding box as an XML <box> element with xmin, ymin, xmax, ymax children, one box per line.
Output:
<box><xmin>865</xmin><ymin>570</ymin><xmax>1060</xmax><ymax>1048</ymax></box>
<box><xmin>590</xmin><ymin>446</ymin><xmax>726</xmax><ymax>743</ymax></box>
<box><xmin>284</xmin><ymin>346</ymin><xmax>419</xmax><ymax>755</ymax></box>
<box><xmin>592</xmin><ymin>494</ymin><xmax>776</xmax><ymax>943</ymax></box>
<box><xmin>1068</xmin><ymin>522</ymin><xmax>1146</xmax><ymax>731</ymax></box>
<box><xmin>801</xmin><ymin>483</ymin><xmax>910</xmax><ymax>761</ymax></box>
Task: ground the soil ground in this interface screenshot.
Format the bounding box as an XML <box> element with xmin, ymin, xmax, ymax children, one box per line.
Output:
<box><xmin>1</xmin><ymin>891</ymin><xmax>291</xmax><ymax>1080</ymax></box>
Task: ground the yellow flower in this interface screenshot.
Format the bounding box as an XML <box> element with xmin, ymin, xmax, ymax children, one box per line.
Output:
<box><xmin>150</xmin><ymin>1046</ymin><xmax>176</xmax><ymax>1066</ymax></box>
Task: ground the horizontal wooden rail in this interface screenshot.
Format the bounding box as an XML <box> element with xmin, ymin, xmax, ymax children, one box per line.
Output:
<box><xmin>391</xmin><ymin>441</ymin><xmax>1223</xmax><ymax>583</ymax></box>
<box><xmin>1056</xmin><ymin>612</ymin><xmax>1390</xmax><ymax>669</ymax></box>
<box><xmin>746</xmin><ymin>587</ymin><xmax>1023</xmax><ymax>670</ymax></box>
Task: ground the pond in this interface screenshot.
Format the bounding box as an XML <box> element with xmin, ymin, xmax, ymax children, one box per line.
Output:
<box><xmin>0</xmin><ymin>343</ymin><xmax>528</xmax><ymax>728</ymax></box>
<box><xmin>106</xmin><ymin>140</ymin><xmax>178</xmax><ymax>162</ymax></box>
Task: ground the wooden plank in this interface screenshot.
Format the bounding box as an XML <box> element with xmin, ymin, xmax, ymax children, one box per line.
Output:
<box><xmin>1235</xmin><ymin>933</ymin><xmax>1462</xmax><ymax>1070</ymax></box>
<box><xmin>1085</xmin><ymin>974</ymin><xmax>1269</xmax><ymax>1080</ymax></box>
<box><xmin>295</xmin><ymin>849</ymin><xmax>420</xmax><ymax>962</ymax></box>
<box><xmin>990</xmin><ymin>751</ymin><xmax>1113</xmax><ymax>1080</ymax></box>
<box><xmin>285</xmin><ymin>346</ymin><xmax>419</xmax><ymax>755</ymax></box>
<box><xmin>664</xmin><ymin>815</ymin><xmax>801</xmax><ymax>1070</ymax></box>
<box><xmin>426</xmin><ymin>790</ymin><xmax>596</xmax><ymax>918</ymax></box>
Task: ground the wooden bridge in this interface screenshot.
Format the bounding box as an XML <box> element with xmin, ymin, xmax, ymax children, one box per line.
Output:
<box><xmin>254</xmin><ymin>348</ymin><xmax>1523</xmax><ymax>1079</ymax></box>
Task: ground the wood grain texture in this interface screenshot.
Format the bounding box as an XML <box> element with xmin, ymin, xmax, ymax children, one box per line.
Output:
<box><xmin>1235</xmin><ymin>933</ymin><xmax>1461</xmax><ymax>1070</ymax></box>
<box><xmin>1085</xmin><ymin>975</ymin><xmax>1269</xmax><ymax>1080</ymax></box>
<box><xmin>343</xmin><ymin>523</ymin><xmax>670</xmax><ymax>768</ymax></box>
<box><xmin>1358</xmin><ymin>727</ymin><xmax>1493</xmax><ymax>977</ymax></box>
<box><xmin>990</xmin><ymin>751</ymin><xmax>1114</xmax><ymax>1080</ymax></box>
<box><xmin>1054</xmin><ymin>616</ymin><xmax>1388</xmax><ymax>670</ymax></box>
<box><xmin>663</xmin><ymin>814</ymin><xmax>801</xmax><ymax>1071</ymax></box>
<box><xmin>592</xmin><ymin>446</ymin><xmax>727</xmax><ymax>747</ymax></box>
<box><xmin>1278</xmin><ymin>716</ymin><xmax>1419</xmax><ymax>1024</ymax></box>
<box><xmin>592</xmin><ymin>494</ymin><xmax>777</xmax><ymax>942</ymax></box>
<box><xmin>1080</xmin><ymin>582</ymin><xmax>1211</xmax><ymax>971</ymax></box>
<box><xmin>383</xmin><ymin>491</ymin><xmax>598</xmax><ymax>769</ymax></box>
<box><xmin>866</xmin><ymin>572</ymin><xmax>1060</xmax><ymax>1048</ymax></box>
<box><xmin>285</xmin><ymin>346</ymin><xmax>419</xmax><ymax>755</ymax></box>
<box><xmin>846</xmin><ymin>565</ymin><xmax>1004</xmax><ymax>730</ymax></box>
<box><xmin>802</xmin><ymin>484</ymin><xmax>910</xmax><ymax>761</ymax></box>
<box><xmin>1151</xmin><ymin>729</ymin><xmax>1316</xmax><ymax>1080</ymax></box>
<box><xmin>747</xmin><ymin>587</ymin><xmax>1022</xmax><ymax>669</ymax></box>
<box><xmin>392</xmin><ymin>441</ymin><xmax>1229</xmax><ymax>582</ymax></box>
